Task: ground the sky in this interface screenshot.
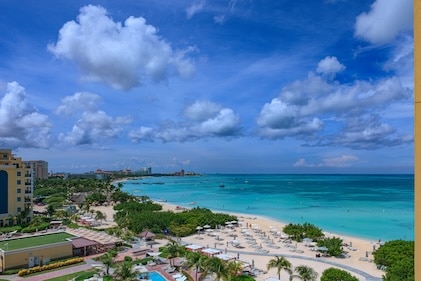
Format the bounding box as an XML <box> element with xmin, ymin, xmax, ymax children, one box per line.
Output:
<box><xmin>0</xmin><ymin>0</ymin><xmax>414</xmax><ymax>174</ymax></box>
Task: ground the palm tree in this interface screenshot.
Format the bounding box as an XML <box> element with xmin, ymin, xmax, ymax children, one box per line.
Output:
<box><xmin>206</xmin><ymin>257</ymin><xmax>226</xmax><ymax>281</ymax></box>
<box><xmin>224</xmin><ymin>260</ymin><xmax>243</xmax><ymax>281</ymax></box>
<box><xmin>113</xmin><ymin>260</ymin><xmax>137</xmax><ymax>281</ymax></box>
<box><xmin>162</xmin><ymin>240</ymin><xmax>184</xmax><ymax>266</ymax></box>
<box><xmin>100</xmin><ymin>251</ymin><xmax>115</xmax><ymax>275</ymax></box>
<box><xmin>185</xmin><ymin>251</ymin><xmax>208</xmax><ymax>281</ymax></box>
<box><xmin>95</xmin><ymin>210</ymin><xmax>107</xmax><ymax>223</ymax></box>
<box><xmin>267</xmin><ymin>255</ymin><xmax>292</xmax><ymax>280</ymax></box>
<box><xmin>293</xmin><ymin>265</ymin><xmax>318</xmax><ymax>281</ymax></box>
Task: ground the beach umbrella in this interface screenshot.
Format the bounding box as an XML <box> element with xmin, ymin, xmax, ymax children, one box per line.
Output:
<box><xmin>203</xmin><ymin>225</ymin><xmax>211</xmax><ymax>229</ymax></box>
<box><xmin>196</xmin><ymin>226</ymin><xmax>203</xmax><ymax>235</ymax></box>
<box><xmin>317</xmin><ymin>246</ymin><xmax>328</xmax><ymax>252</ymax></box>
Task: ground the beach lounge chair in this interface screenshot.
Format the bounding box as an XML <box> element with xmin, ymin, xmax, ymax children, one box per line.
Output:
<box><xmin>176</xmin><ymin>276</ymin><xmax>187</xmax><ymax>281</ymax></box>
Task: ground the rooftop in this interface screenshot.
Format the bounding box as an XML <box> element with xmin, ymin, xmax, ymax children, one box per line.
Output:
<box><xmin>0</xmin><ymin>232</ymin><xmax>74</xmax><ymax>251</ymax></box>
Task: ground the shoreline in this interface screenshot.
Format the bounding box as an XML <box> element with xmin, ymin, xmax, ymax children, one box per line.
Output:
<box><xmin>157</xmin><ymin>201</ymin><xmax>383</xmax><ymax>280</ymax></box>
<box><xmin>118</xmin><ymin>174</ymin><xmax>413</xmax><ymax>242</ymax></box>
<box><xmin>69</xmin><ymin>194</ymin><xmax>384</xmax><ymax>280</ymax></box>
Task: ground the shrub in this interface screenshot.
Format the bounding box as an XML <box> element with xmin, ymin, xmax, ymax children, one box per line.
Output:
<box><xmin>17</xmin><ymin>257</ymin><xmax>84</xmax><ymax>276</ymax></box>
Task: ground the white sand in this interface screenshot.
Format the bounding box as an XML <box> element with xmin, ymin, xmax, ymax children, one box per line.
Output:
<box><xmin>38</xmin><ymin>199</ymin><xmax>383</xmax><ymax>280</ymax></box>
<box><xmin>158</xmin><ymin>202</ymin><xmax>383</xmax><ymax>281</ymax></box>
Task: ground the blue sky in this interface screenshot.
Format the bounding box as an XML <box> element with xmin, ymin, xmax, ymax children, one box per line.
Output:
<box><xmin>0</xmin><ymin>0</ymin><xmax>414</xmax><ymax>174</ymax></box>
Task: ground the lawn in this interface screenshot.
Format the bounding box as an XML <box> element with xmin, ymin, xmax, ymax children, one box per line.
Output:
<box><xmin>44</xmin><ymin>269</ymin><xmax>112</xmax><ymax>281</ymax></box>
<box><xmin>0</xmin><ymin>232</ymin><xmax>74</xmax><ymax>251</ymax></box>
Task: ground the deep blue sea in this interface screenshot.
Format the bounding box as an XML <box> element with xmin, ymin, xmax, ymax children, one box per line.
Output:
<box><xmin>121</xmin><ymin>174</ymin><xmax>414</xmax><ymax>242</ymax></box>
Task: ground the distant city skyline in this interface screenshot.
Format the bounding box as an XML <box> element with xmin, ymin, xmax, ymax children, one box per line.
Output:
<box><xmin>0</xmin><ymin>0</ymin><xmax>413</xmax><ymax>174</ymax></box>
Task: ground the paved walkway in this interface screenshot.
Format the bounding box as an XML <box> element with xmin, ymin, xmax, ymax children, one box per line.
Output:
<box><xmin>0</xmin><ymin>250</ymin><xmax>382</xmax><ymax>281</ymax></box>
<box><xmin>0</xmin><ymin>258</ymin><xmax>98</xmax><ymax>281</ymax></box>
<box><xmin>225</xmin><ymin>249</ymin><xmax>383</xmax><ymax>281</ymax></box>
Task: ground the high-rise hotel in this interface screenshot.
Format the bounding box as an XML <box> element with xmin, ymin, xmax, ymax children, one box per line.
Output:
<box><xmin>0</xmin><ymin>149</ymin><xmax>34</xmax><ymax>226</ymax></box>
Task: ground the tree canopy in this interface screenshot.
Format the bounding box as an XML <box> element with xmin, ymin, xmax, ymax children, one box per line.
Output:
<box><xmin>373</xmin><ymin>240</ymin><xmax>414</xmax><ymax>281</ymax></box>
<box><xmin>320</xmin><ymin>268</ymin><xmax>358</xmax><ymax>281</ymax></box>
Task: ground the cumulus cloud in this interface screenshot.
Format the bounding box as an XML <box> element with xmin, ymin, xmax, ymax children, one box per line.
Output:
<box><xmin>327</xmin><ymin>114</ymin><xmax>413</xmax><ymax>149</ymax></box>
<box><xmin>0</xmin><ymin>82</ymin><xmax>51</xmax><ymax>148</ymax></box>
<box><xmin>56</xmin><ymin>92</ymin><xmax>101</xmax><ymax>116</ymax></box>
<box><xmin>49</xmin><ymin>5</ymin><xmax>195</xmax><ymax>90</ymax></box>
<box><xmin>57</xmin><ymin>92</ymin><xmax>131</xmax><ymax>145</ymax></box>
<box><xmin>316</xmin><ymin>56</ymin><xmax>345</xmax><ymax>78</ymax></box>
<box><xmin>293</xmin><ymin>155</ymin><xmax>358</xmax><ymax>168</ymax></box>
<box><xmin>129</xmin><ymin>100</ymin><xmax>241</xmax><ymax>143</ymax></box>
<box><xmin>257</xmin><ymin>57</ymin><xmax>412</xmax><ymax>149</ymax></box>
<box><xmin>186</xmin><ymin>1</ymin><xmax>205</xmax><ymax>19</ymax></box>
<box><xmin>354</xmin><ymin>0</ymin><xmax>413</xmax><ymax>45</ymax></box>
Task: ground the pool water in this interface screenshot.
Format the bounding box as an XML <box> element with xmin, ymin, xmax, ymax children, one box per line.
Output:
<box><xmin>140</xmin><ymin>271</ymin><xmax>167</xmax><ymax>281</ymax></box>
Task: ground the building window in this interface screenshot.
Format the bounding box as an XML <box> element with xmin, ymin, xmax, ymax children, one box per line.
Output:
<box><xmin>17</xmin><ymin>188</ymin><xmax>21</xmax><ymax>193</ymax></box>
<box><xmin>17</xmin><ymin>207</ymin><xmax>22</xmax><ymax>213</ymax></box>
<box><xmin>17</xmin><ymin>180</ymin><xmax>21</xmax><ymax>185</ymax></box>
<box><xmin>17</xmin><ymin>197</ymin><xmax>21</xmax><ymax>202</ymax></box>
<box><xmin>17</xmin><ymin>171</ymin><xmax>21</xmax><ymax>176</ymax></box>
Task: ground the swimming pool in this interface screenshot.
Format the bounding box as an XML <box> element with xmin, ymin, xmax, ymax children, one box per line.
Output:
<box><xmin>139</xmin><ymin>271</ymin><xmax>167</xmax><ymax>281</ymax></box>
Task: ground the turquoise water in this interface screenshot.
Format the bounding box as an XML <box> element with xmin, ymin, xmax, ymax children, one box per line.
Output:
<box><xmin>146</xmin><ymin>271</ymin><xmax>167</xmax><ymax>281</ymax></box>
<box><xmin>122</xmin><ymin>174</ymin><xmax>414</xmax><ymax>241</ymax></box>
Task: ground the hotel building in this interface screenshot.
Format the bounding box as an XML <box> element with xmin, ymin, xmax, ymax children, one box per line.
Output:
<box><xmin>22</xmin><ymin>160</ymin><xmax>48</xmax><ymax>180</ymax></box>
<box><xmin>0</xmin><ymin>149</ymin><xmax>33</xmax><ymax>227</ymax></box>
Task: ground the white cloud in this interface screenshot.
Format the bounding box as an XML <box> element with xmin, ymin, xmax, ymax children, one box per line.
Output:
<box><xmin>316</xmin><ymin>56</ymin><xmax>345</xmax><ymax>77</ymax></box>
<box><xmin>183</xmin><ymin>100</ymin><xmax>222</xmax><ymax>121</ymax></box>
<box><xmin>129</xmin><ymin>100</ymin><xmax>241</xmax><ymax>143</ymax></box>
<box><xmin>57</xmin><ymin>92</ymin><xmax>132</xmax><ymax>145</ymax></box>
<box><xmin>294</xmin><ymin>155</ymin><xmax>358</xmax><ymax>167</ymax></box>
<box><xmin>257</xmin><ymin>61</ymin><xmax>412</xmax><ymax>148</ymax></box>
<box><xmin>383</xmin><ymin>35</ymin><xmax>414</xmax><ymax>89</ymax></box>
<box><xmin>49</xmin><ymin>5</ymin><xmax>195</xmax><ymax>90</ymax></box>
<box><xmin>0</xmin><ymin>82</ymin><xmax>51</xmax><ymax>148</ymax></box>
<box><xmin>186</xmin><ymin>1</ymin><xmax>205</xmax><ymax>19</ymax></box>
<box><xmin>56</xmin><ymin>92</ymin><xmax>101</xmax><ymax>116</ymax></box>
<box><xmin>354</xmin><ymin>0</ymin><xmax>413</xmax><ymax>45</ymax></box>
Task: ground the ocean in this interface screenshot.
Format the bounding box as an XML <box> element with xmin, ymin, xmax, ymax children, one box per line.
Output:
<box><xmin>121</xmin><ymin>174</ymin><xmax>414</xmax><ymax>242</ymax></box>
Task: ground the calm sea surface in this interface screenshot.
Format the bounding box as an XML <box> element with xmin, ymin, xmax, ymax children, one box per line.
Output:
<box><xmin>121</xmin><ymin>174</ymin><xmax>414</xmax><ymax>241</ymax></box>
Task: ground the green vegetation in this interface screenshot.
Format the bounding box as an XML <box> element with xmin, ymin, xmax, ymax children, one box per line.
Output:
<box><xmin>293</xmin><ymin>265</ymin><xmax>318</xmax><ymax>281</ymax></box>
<box><xmin>320</xmin><ymin>268</ymin><xmax>358</xmax><ymax>281</ymax></box>
<box><xmin>373</xmin><ymin>240</ymin><xmax>414</xmax><ymax>281</ymax></box>
<box><xmin>114</xmin><ymin>198</ymin><xmax>236</xmax><ymax>237</ymax></box>
<box><xmin>266</xmin><ymin>256</ymin><xmax>292</xmax><ymax>280</ymax></box>
<box><xmin>0</xmin><ymin>233</ymin><xmax>74</xmax><ymax>251</ymax></box>
<box><xmin>283</xmin><ymin>222</ymin><xmax>324</xmax><ymax>242</ymax></box>
<box><xmin>317</xmin><ymin>236</ymin><xmax>343</xmax><ymax>257</ymax></box>
<box><xmin>19</xmin><ymin>177</ymin><xmax>413</xmax><ymax>280</ymax></box>
<box><xmin>44</xmin><ymin>269</ymin><xmax>111</xmax><ymax>281</ymax></box>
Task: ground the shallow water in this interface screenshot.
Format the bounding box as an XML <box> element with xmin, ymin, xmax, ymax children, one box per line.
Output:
<box><xmin>122</xmin><ymin>174</ymin><xmax>414</xmax><ymax>241</ymax></box>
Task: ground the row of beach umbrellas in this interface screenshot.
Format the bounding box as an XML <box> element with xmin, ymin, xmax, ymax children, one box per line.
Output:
<box><xmin>196</xmin><ymin>221</ymin><xmax>238</xmax><ymax>231</ymax></box>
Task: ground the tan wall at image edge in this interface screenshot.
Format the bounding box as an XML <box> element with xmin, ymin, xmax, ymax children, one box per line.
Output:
<box><xmin>415</xmin><ymin>0</ymin><xmax>420</xmax><ymax>280</ymax></box>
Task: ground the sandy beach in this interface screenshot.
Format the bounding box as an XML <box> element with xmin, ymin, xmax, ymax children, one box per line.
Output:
<box><xmin>90</xmin><ymin>200</ymin><xmax>383</xmax><ymax>280</ymax></box>
<box><xmin>160</xmin><ymin>202</ymin><xmax>383</xmax><ymax>281</ymax></box>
